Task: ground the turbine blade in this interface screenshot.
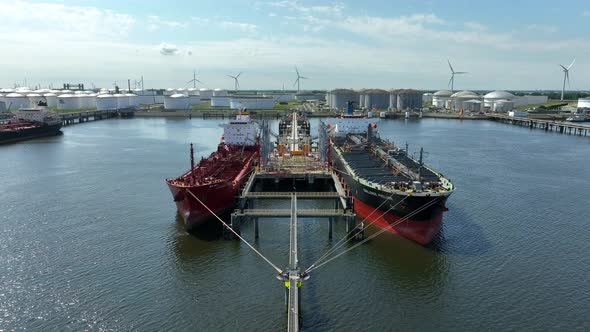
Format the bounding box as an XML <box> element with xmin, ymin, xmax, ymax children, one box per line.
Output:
<box><xmin>300</xmin><ymin>76</ymin><xmax>309</xmax><ymax>79</ymax></box>
<box><xmin>447</xmin><ymin>59</ymin><xmax>454</xmax><ymax>73</ymax></box>
<box><xmin>293</xmin><ymin>79</ymin><xmax>298</xmax><ymax>87</ymax></box>
<box><xmin>295</xmin><ymin>66</ymin><xmax>300</xmax><ymax>76</ymax></box>
<box><xmin>448</xmin><ymin>75</ymin><xmax>453</xmax><ymax>88</ymax></box>
<box><xmin>237</xmin><ymin>72</ymin><xmax>242</xmax><ymax>78</ymax></box>
<box><xmin>559</xmin><ymin>64</ymin><xmax>567</xmax><ymax>71</ymax></box>
<box><xmin>568</xmin><ymin>58</ymin><xmax>576</xmax><ymax>70</ymax></box>
<box><xmin>566</xmin><ymin>71</ymin><xmax>570</xmax><ymax>87</ymax></box>
<box><xmin>227</xmin><ymin>75</ymin><xmax>235</xmax><ymax>79</ymax></box>
<box><xmin>187</xmin><ymin>79</ymin><xmax>193</xmax><ymax>84</ymax></box>
<box><xmin>196</xmin><ymin>79</ymin><xmax>203</xmax><ymax>84</ymax></box>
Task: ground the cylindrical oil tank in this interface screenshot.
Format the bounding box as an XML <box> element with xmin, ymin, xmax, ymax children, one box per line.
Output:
<box><xmin>396</xmin><ymin>89</ymin><xmax>423</xmax><ymax>110</ymax></box>
<box><xmin>213</xmin><ymin>88</ymin><xmax>228</xmax><ymax>96</ymax></box>
<box><xmin>328</xmin><ymin>89</ymin><xmax>358</xmax><ymax>110</ymax></box>
<box><xmin>389</xmin><ymin>93</ymin><xmax>398</xmax><ymax>110</ymax></box>
<box><xmin>5</xmin><ymin>93</ymin><xmax>29</xmax><ymax>110</ymax></box>
<box><xmin>114</xmin><ymin>94</ymin><xmax>129</xmax><ymax>108</ymax></box>
<box><xmin>199</xmin><ymin>88</ymin><xmax>213</xmax><ymax>99</ymax></box>
<box><xmin>188</xmin><ymin>95</ymin><xmax>201</xmax><ymax>105</ymax></box>
<box><xmin>26</xmin><ymin>93</ymin><xmax>44</xmax><ymax>107</ymax></box>
<box><xmin>165</xmin><ymin>88</ymin><xmax>176</xmax><ymax>96</ymax></box>
<box><xmin>86</xmin><ymin>94</ymin><xmax>97</xmax><ymax>109</ymax></box>
<box><xmin>361</xmin><ymin>89</ymin><xmax>389</xmax><ymax>110</ymax></box>
<box><xmin>57</xmin><ymin>94</ymin><xmax>80</xmax><ymax>110</ymax></box>
<box><xmin>211</xmin><ymin>97</ymin><xmax>230</xmax><ymax>107</ymax></box>
<box><xmin>125</xmin><ymin>93</ymin><xmax>139</xmax><ymax>107</ymax></box>
<box><xmin>176</xmin><ymin>88</ymin><xmax>188</xmax><ymax>96</ymax></box>
<box><xmin>164</xmin><ymin>94</ymin><xmax>190</xmax><ymax>110</ymax></box>
<box><xmin>43</xmin><ymin>93</ymin><xmax>58</xmax><ymax>107</ymax></box>
<box><xmin>493</xmin><ymin>99</ymin><xmax>514</xmax><ymax>112</ymax></box>
<box><xmin>578</xmin><ymin>98</ymin><xmax>590</xmax><ymax>109</ymax></box>
<box><xmin>96</xmin><ymin>94</ymin><xmax>118</xmax><ymax>110</ymax></box>
<box><xmin>229</xmin><ymin>97</ymin><xmax>274</xmax><ymax>109</ymax></box>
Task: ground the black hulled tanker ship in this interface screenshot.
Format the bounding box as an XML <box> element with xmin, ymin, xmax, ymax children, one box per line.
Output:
<box><xmin>327</xmin><ymin>106</ymin><xmax>454</xmax><ymax>245</ymax></box>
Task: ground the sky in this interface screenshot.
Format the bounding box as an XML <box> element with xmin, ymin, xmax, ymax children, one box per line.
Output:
<box><xmin>0</xmin><ymin>0</ymin><xmax>589</xmax><ymax>91</ymax></box>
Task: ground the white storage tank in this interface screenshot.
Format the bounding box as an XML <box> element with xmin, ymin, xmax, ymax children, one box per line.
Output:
<box><xmin>5</xmin><ymin>93</ymin><xmax>31</xmax><ymax>110</ymax></box>
<box><xmin>328</xmin><ymin>89</ymin><xmax>358</xmax><ymax>110</ymax></box>
<box><xmin>165</xmin><ymin>88</ymin><xmax>176</xmax><ymax>96</ymax></box>
<box><xmin>493</xmin><ymin>99</ymin><xmax>515</xmax><ymax>112</ymax></box>
<box><xmin>125</xmin><ymin>93</ymin><xmax>139</xmax><ymax>107</ymax></box>
<box><xmin>211</xmin><ymin>96</ymin><xmax>230</xmax><ymax>107</ymax></box>
<box><xmin>57</xmin><ymin>94</ymin><xmax>80</xmax><ymax>110</ymax></box>
<box><xmin>164</xmin><ymin>94</ymin><xmax>190</xmax><ymax>110</ymax></box>
<box><xmin>176</xmin><ymin>88</ymin><xmax>188</xmax><ymax>96</ymax></box>
<box><xmin>432</xmin><ymin>90</ymin><xmax>453</xmax><ymax>108</ymax></box>
<box><xmin>26</xmin><ymin>93</ymin><xmax>44</xmax><ymax>107</ymax></box>
<box><xmin>484</xmin><ymin>90</ymin><xmax>515</xmax><ymax>108</ymax></box>
<box><xmin>188</xmin><ymin>95</ymin><xmax>201</xmax><ymax>106</ymax></box>
<box><xmin>462</xmin><ymin>99</ymin><xmax>482</xmax><ymax>112</ymax></box>
<box><xmin>396</xmin><ymin>89</ymin><xmax>423</xmax><ymax>110</ymax></box>
<box><xmin>451</xmin><ymin>90</ymin><xmax>479</xmax><ymax>110</ymax></box>
<box><xmin>229</xmin><ymin>97</ymin><xmax>274</xmax><ymax>109</ymax></box>
<box><xmin>43</xmin><ymin>93</ymin><xmax>58</xmax><ymax>107</ymax></box>
<box><xmin>0</xmin><ymin>93</ymin><xmax>4</xmax><ymax>105</ymax></box>
<box><xmin>213</xmin><ymin>88</ymin><xmax>228</xmax><ymax>97</ymax></box>
<box><xmin>577</xmin><ymin>98</ymin><xmax>590</xmax><ymax>109</ymax></box>
<box><xmin>86</xmin><ymin>94</ymin><xmax>97</xmax><ymax>109</ymax></box>
<box><xmin>96</xmin><ymin>94</ymin><xmax>118</xmax><ymax>110</ymax></box>
<box><xmin>114</xmin><ymin>94</ymin><xmax>129</xmax><ymax>108</ymax></box>
<box><xmin>199</xmin><ymin>88</ymin><xmax>213</xmax><ymax>99</ymax></box>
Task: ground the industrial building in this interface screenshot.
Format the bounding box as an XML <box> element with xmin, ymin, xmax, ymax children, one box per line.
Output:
<box><xmin>394</xmin><ymin>89</ymin><xmax>423</xmax><ymax>110</ymax></box>
<box><xmin>327</xmin><ymin>89</ymin><xmax>358</xmax><ymax>110</ymax></box>
<box><xmin>359</xmin><ymin>89</ymin><xmax>390</xmax><ymax>110</ymax></box>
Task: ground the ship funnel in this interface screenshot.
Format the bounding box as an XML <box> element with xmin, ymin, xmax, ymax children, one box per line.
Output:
<box><xmin>346</xmin><ymin>100</ymin><xmax>354</xmax><ymax>115</ymax></box>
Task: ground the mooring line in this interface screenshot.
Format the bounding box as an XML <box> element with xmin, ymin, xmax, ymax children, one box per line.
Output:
<box><xmin>185</xmin><ymin>189</ymin><xmax>283</xmax><ymax>274</ymax></box>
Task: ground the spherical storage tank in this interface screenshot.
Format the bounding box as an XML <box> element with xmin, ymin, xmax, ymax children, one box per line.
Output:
<box><xmin>57</xmin><ymin>94</ymin><xmax>80</xmax><ymax>110</ymax></box>
<box><xmin>96</xmin><ymin>94</ymin><xmax>118</xmax><ymax>110</ymax></box>
<box><xmin>327</xmin><ymin>89</ymin><xmax>358</xmax><ymax>110</ymax></box>
<box><xmin>484</xmin><ymin>90</ymin><xmax>515</xmax><ymax>108</ymax></box>
<box><xmin>432</xmin><ymin>90</ymin><xmax>453</xmax><ymax>108</ymax></box>
<box><xmin>114</xmin><ymin>94</ymin><xmax>129</xmax><ymax>108</ymax></box>
<box><xmin>43</xmin><ymin>93</ymin><xmax>58</xmax><ymax>107</ymax></box>
<box><xmin>395</xmin><ymin>89</ymin><xmax>423</xmax><ymax>110</ymax></box>
<box><xmin>164</xmin><ymin>94</ymin><xmax>190</xmax><ymax>110</ymax></box>
<box><xmin>211</xmin><ymin>96</ymin><xmax>230</xmax><ymax>107</ymax></box>
<box><xmin>5</xmin><ymin>93</ymin><xmax>29</xmax><ymax>110</ymax></box>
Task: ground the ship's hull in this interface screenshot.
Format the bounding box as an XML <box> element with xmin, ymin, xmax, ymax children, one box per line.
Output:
<box><xmin>167</xmin><ymin>181</ymin><xmax>239</xmax><ymax>231</ymax></box>
<box><xmin>0</xmin><ymin>123</ymin><xmax>62</xmax><ymax>144</ymax></box>
<box><xmin>166</xmin><ymin>148</ymin><xmax>257</xmax><ymax>231</ymax></box>
<box><xmin>332</xmin><ymin>146</ymin><xmax>449</xmax><ymax>245</ymax></box>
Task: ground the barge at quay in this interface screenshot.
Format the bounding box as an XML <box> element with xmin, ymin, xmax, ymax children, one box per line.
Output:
<box><xmin>327</xmin><ymin>103</ymin><xmax>454</xmax><ymax>244</ymax></box>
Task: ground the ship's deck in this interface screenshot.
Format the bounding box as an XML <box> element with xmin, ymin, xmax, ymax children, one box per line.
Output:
<box><xmin>340</xmin><ymin>147</ymin><xmax>441</xmax><ymax>184</ymax></box>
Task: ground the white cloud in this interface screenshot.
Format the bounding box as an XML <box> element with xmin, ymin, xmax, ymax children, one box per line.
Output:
<box><xmin>0</xmin><ymin>0</ymin><xmax>135</xmax><ymax>39</ymax></box>
<box><xmin>526</xmin><ymin>24</ymin><xmax>558</xmax><ymax>33</ymax></box>
<box><xmin>147</xmin><ymin>15</ymin><xmax>187</xmax><ymax>31</ymax></box>
<box><xmin>464</xmin><ymin>21</ymin><xmax>486</xmax><ymax>30</ymax></box>
<box><xmin>267</xmin><ymin>1</ymin><xmax>345</xmax><ymax>16</ymax></box>
<box><xmin>159</xmin><ymin>42</ymin><xmax>179</xmax><ymax>56</ymax></box>
<box><xmin>191</xmin><ymin>17</ymin><xmax>257</xmax><ymax>33</ymax></box>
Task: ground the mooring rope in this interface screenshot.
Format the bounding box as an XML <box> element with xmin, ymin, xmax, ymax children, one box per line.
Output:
<box><xmin>305</xmin><ymin>196</ymin><xmax>443</xmax><ymax>274</ymax></box>
<box><xmin>306</xmin><ymin>193</ymin><xmax>409</xmax><ymax>272</ymax></box>
<box><xmin>185</xmin><ymin>189</ymin><xmax>283</xmax><ymax>274</ymax></box>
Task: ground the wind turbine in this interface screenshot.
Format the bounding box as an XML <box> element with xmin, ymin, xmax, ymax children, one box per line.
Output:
<box><xmin>559</xmin><ymin>58</ymin><xmax>576</xmax><ymax>101</ymax></box>
<box><xmin>293</xmin><ymin>66</ymin><xmax>308</xmax><ymax>92</ymax></box>
<box><xmin>188</xmin><ymin>70</ymin><xmax>203</xmax><ymax>88</ymax></box>
<box><xmin>447</xmin><ymin>59</ymin><xmax>467</xmax><ymax>91</ymax></box>
<box><xmin>227</xmin><ymin>72</ymin><xmax>242</xmax><ymax>91</ymax></box>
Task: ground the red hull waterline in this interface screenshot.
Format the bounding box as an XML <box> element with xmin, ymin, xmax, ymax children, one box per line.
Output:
<box><xmin>354</xmin><ymin>197</ymin><xmax>443</xmax><ymax>245</ymax></box>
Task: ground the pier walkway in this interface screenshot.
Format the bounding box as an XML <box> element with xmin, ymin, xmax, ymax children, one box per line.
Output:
<box><xmin>59</xmin><ymin>108</ymin><xmax>134</xmax><ymax>126</ymax></box>
<box><xmin>488</xmin><ymin>114</ymin><xmax>589</xmax><ymax>137</ymax></box>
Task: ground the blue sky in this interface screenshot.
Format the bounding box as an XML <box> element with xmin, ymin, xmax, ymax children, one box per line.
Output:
<box><xmin>0</xmin><ymin>0</ymin><xmax>589</xmax><ymax>91</ymax></box>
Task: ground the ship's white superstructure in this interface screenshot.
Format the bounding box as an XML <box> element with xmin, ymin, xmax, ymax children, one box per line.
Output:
<box><xmin>220</xmin><ymin>112</ymin><xmax>258</xmax><ymax>146</ymax></box>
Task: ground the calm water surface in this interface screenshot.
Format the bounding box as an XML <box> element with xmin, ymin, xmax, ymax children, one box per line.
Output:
<box><xmin>1</xmin><ymin>117</ymin><xmax>589</xmax><ymax>331</ymax></box>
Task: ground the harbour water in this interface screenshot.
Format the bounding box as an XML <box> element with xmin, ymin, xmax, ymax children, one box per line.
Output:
<box><xmin>1</xmin><ymin>117</ymin><xmax>589</xmax><ymax>331</ymax></box>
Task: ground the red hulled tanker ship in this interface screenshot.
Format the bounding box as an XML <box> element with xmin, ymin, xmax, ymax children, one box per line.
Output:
<box><xmin>166</xmin><ymin>111</ymin><xmax>259</xmax><ymax>230</ymax></box>
<box><xmin>0</xmin><ymin>101</ymin><xmax>62</xmax><ymax>144</ymax></box>
<box><xmin>327</xmin><ymin>104</ymin><xmax>454</xmax><ymax>245</ymax></box>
